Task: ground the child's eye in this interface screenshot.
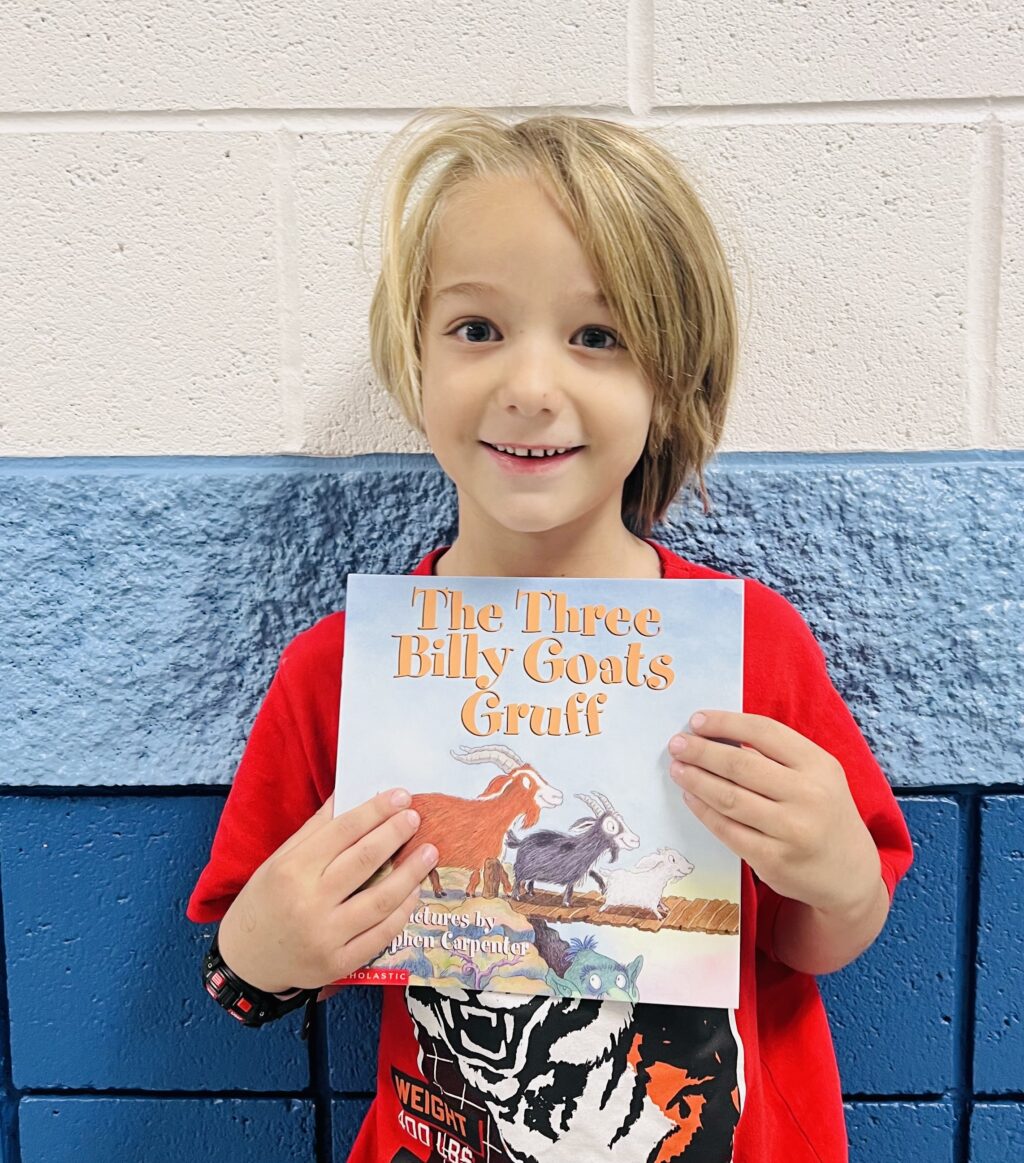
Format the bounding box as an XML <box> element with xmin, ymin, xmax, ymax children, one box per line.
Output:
<box><xmin>450</xmin><ymin>320</ymin><xmax>499</xmax><ymax>343</ymax></box>
<box><xmin>448</xmin><ymin>320</ymin><xmax>624</xmax><ymax>351</ymax></box>
<box><xmin>577</xmin><ymin>326</ymin><xmax>623</xmax><ymax>351</ymax></box>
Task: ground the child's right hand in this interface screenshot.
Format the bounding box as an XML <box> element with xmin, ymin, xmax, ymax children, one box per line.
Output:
<box><xmin>215</xmin><ymin>788</ymin><xmax>438</xmax><ymax>994</ymax></box>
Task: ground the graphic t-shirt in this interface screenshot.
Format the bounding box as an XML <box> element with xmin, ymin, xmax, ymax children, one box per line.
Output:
<box><xmin>187</xmin><ymin>541</ymin><xmax>914</xmax><ymax>1162</ymax></box>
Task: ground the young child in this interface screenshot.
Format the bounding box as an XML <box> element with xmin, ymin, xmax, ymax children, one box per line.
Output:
<box><xmin>187</xmin><ymin>107</ymin><xmax>913</xmax><ymax>1162</ymax></box>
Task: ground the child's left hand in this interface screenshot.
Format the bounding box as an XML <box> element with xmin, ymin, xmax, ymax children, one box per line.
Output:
<box><xmin>668</xmin><ymin>710</ymin><xmax>882</xmax><ymax>916</ymax></box>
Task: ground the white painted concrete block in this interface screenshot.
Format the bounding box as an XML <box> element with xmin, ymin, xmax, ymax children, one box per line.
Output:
<box><xmin>0</xmin><ymin>2</ymin><xmax>626</xmax><ymax>111</ymax></box>
<box><xmin>998</xmin><ymin>124</ymin><xmax>1023</xmax><ymax>446</ymax></box>
<box><xmin>0</xmin><ymin>132</ymin><xmax>283</xmax><ymax>455</ymax></box>
<box><xmin>654</xmin><ymin>1</ymin><xmax>1024</xmax><ymax>105</ymax></box>
<box><xmin>652</xmin><ymin>122</ymin><xmax>977</xmax><ymax>451</ymax></box>
<box><xmin>293</xmin><ymin>121</ymin><xmax>979</xmax><ymax>455</ymax></box>
<box><xmin>292</xmin><ymin>129</ymin><xmax>429</xmax><ymax>456</ymax></box>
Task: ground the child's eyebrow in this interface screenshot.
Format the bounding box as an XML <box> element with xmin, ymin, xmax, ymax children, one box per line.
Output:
<box><xmin>432</xmin><ymin>280</ymin><xmax>608</xmax><ymax>308</ymax></box>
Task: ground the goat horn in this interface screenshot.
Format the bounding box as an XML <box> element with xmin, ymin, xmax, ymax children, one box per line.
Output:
<box><xmin>449</xmin><ymin>746</ymin><xmax>518</xmax><ymax>773</ymax></box>
<box><xmin>575</xmin><ymin>791</ymin><xmax>601</xmax><ymax>815</ymax></box>
<box><xmin>481</xmin><ymin>744</ymin><xmax>526</xmax><ymax>767</ymax></box>
<box><xmin>593</xmin><ymin>791</ymin><xmax>618</xmax><ymax>813</ymax></box>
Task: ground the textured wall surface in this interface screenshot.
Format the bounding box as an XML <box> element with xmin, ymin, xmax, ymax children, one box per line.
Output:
<box><xmin>0</xmin><ymin>755</ymin><xmax>1018</xmax><ymax>1163</ymax></box>
<box><xmin>2</xmin><ymin>8</ymin><xmax>1020</xmax><ymax>458</ymax></box>
<box><xmin>0</xmin><ymin>453</ymin><xmax>1021</xmax><ymax>1162</ymax></box>
<box><xmin>18</xmin><ymin>1098</ymin><xmax>316</xmax><ymax>1163</ymax></box>
<box><xmin>975</xmin><ymin>797</ymin><xmax>1024</xmax><ymax>1093</ymax></box>
<box><xmin>2</xmin><ymin>1</ymin><xmax>1022</xmax><ymax>1160</ymax></box>
<box><xmin>1</xmin><ymin>456</ymin><xmax>1019</xmax><ymax>791</ymax></box>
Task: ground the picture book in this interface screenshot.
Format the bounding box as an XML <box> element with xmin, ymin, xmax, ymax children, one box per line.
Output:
<box><xmin>333</xmin><ymin>572</ymin><xmax>743</xmax><ymax>1008</ymax></box>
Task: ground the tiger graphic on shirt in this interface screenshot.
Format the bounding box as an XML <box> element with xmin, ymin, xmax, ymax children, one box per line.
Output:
<box><xmin>400</xmin><ymin>985</ymin><xmax>742</xmax><ymax>1162</ymax></box>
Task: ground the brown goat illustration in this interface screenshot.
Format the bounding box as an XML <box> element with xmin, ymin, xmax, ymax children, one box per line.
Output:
<box><xmin>397</xmin><ymin>745</ymin><xmax>563</xmax><ymax>898</ymax></box>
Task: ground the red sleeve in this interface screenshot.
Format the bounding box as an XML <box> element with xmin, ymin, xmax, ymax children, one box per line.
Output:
<box><xmin>741</xmin><ymin>582</ymin><xmax>914</xmax><ymax>963</ymax></box>
<box><xmin>185</xmin><ymin>612</ymin><xmax>347</xmax><ymax>925</ymax></box>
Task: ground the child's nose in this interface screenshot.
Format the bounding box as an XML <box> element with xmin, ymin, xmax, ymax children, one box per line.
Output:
<box><xmin>501</xmin><ymin>383</ymin><xmax>555</xmax><ymax>416</ymax></box>
<box><xmin>497</xmin><ymin>342</ymin><xmax>564</xmax><ymax>414</ymax></box>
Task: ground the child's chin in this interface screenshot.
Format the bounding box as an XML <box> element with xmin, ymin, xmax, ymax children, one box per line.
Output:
<box><xmin>488</xmin><ymin>507</ymin><xmax>577</xmax><ymax>537</ymax></box>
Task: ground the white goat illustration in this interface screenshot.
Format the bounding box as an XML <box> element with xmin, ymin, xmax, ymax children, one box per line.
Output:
<box><xmin>597</xmin><ymin>847</ymin><xmax>694</xmax><ymax>919</ymax></box>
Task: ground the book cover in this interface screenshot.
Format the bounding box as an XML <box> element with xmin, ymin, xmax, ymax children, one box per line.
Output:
<box><xmin>333</xmin><ymin>573</ymin><xmax>743</xmax><ymax>1008</ymax></box>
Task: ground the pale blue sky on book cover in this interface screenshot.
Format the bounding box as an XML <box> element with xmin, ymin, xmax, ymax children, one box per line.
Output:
<box><xmin>336</xmin><ymin>573</ymin><xmax>744</xmax><ymax>1008</ymax></box>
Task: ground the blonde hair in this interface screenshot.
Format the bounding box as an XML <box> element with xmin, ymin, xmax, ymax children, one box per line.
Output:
<box><xmin>364</xmin><ymin>107</ymin><xmax>739</xmax><ymax>537</ymax></box>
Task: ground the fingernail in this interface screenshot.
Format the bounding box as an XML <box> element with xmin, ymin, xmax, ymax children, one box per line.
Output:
<box><xmin>420</xmin><ymin>844</ymin><xmax>438</xmax><ymax>865</ymax></box>
<box><xmin>405</xmin><ymin>809</ymin><xmax>420</xmax><ymax>828</ymax></box>
<box><xmin>690</xmin><ymin>712</ymin><xmax>707</xmax><ymax>729</ymax></box>
<box><xmin>390</xmin><ymin>788</ymin><xmax>411</xmax><ymax>807</ymax></box>
<box><xmin>669</xmin><ymin>734</ymin><xmax>688</xmax><ymax>757</ymax></box>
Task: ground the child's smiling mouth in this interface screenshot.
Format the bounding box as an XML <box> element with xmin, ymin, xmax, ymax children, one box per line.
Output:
<box><xmin>480</xmin><ymin>441</ymin><xmax>584</xmax><ymax>473</ymax></box>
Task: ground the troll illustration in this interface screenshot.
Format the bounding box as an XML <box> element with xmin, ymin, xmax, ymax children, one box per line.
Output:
<box><xmin>530</xmin><ymin>917</ymin><xmax>643</xmax><ymax>1002</ymax></box>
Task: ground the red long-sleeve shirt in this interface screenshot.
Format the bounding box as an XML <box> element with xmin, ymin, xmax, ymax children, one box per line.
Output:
<box><xmin>188</xmin><ymin>540</ymin><xmax>913</xmax><ymax>1162</ymax></box>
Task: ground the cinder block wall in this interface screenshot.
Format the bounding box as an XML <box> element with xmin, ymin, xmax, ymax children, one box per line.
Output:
<box><xmin>0</xmin><ymin>5</ymin><xmax>1021</xmax><ymax>1161</ymax></box>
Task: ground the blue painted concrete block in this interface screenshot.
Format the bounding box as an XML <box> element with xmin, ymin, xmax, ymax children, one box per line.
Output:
<box><xmin>19</xmin><ymin>1097</ymin><xmax>315</xmax><ymax>1163</ymax></box>
<box><xmin>0</xmin><ymin>461</ymin><xmax>457</xmax><ymax>789</ymax></box>
<box><xmin>0</xmin><ymin>795</ymin><xmax>308</xmax><ymax>1090</ymax></box>
<box><xmin>975</xmin><ymin>796</ymin><xmax>1024</xmax><ymax>1093</ymax></box>
<box><xmin>845</xmin><ymin>1100</ymin><xmax>955</xmax><ymax>1163</ymax></box>
<box><xmin>1</xmin><ymin>457</ymin><xmax>1019</xmax><ymax>791</ymax></box>
<box><xmin>327</xmin><ymin>985</ymin><xmax>382</xmax><ymax>1092</ymax></box>
<box><xmin>333</xmin><ymin>1097</ymin><xmax>373</xmax><ymax>1161</ymax></box>
<box><xmin>970</xmin><ymin>1102</ymin><xmax>1024</xmax><ymax>1162</ymax></box>
<box><xmin>684</xmin><ymin>459</ymin><xmax>1023</xmax><ymax>788</ymax></box>
<box><xmin>821</xmin><ymin>798</ymin><xmax>958</xmax><ymax>1094</ymax></box>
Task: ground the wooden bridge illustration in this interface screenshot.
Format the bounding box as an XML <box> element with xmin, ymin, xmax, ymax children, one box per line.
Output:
<box><xmin>504</xmin><ymin>889</ymin><xmax>739</xmax><ymax>936</ymax></box>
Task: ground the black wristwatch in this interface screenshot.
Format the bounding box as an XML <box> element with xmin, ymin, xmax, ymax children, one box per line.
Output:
<box><xmin>202</xmin><ymin>930</ymin><xmax>320</xmax><ymax>1038</ymax></box>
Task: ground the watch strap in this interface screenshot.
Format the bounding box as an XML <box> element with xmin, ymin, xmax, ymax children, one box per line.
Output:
<box><xmin>202</xmin><ymin>930</ymin><xmax>319</xmax><ymax>1032</ymax></box>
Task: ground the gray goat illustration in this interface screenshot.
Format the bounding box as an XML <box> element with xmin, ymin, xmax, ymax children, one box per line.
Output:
<box><xmin>505</xmin><ymin>791</ymin><xmax>640</xmax><ymax>907</ymax></box>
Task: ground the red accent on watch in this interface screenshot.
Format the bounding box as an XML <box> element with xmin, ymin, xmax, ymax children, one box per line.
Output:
<box><xmin>201</xmin><ymin>930</ymin><xmax>319</xmax><ymax>1033</ymax></box>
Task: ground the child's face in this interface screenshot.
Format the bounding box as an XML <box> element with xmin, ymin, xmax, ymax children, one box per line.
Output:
<box><xmin>419</xmin><ymin>174</ymin><xmax>654</xmax><ymax>551</ymax></box>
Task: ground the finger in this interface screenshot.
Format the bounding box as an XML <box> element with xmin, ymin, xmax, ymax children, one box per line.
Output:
<box><xmin>272</xmin><ymin>793</ymin><xmax>337</xmax><ymax>860</ymax></box>
<box><xmin>669</xmin><ymin>732</ymin><xmax>786</xmax><ymax>800</ymax></box>
<box><xmin>323</xmin><ymin>808</ymin><xmax>426</xmax><ymax>897</ymax></box>
<box><xmin>336</xmin><ymin>884</ymin><xmax>425</xmax><ymax>974</ymax></box>
<box><xmin>301</xmin><ymin>788</ymin><xmax>415</xmax><ymax>874</ymax></box>
<box><xmin>670</xmin><ymin>760</ymin><xmax>783</xmax><ymax>836</ymax></box>
<box><xmin>338</xmin><ymin>842</ymin><xmax>438</xmax><ymax>935</ymax></box>
<box><xmin>685</xmin><ymin>710</ymin><xmax>819</xmax><ymax>768</ymax></box>
<box><xmin>680</xmin><ymin>788</ymin><xmax>773</xmax><ymax>866</ymax></box>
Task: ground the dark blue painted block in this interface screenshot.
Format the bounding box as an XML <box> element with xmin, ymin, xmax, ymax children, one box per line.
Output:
<box><xmin>0</xmin><ymin>1011</ymin><xmax>12</xmax><ymax>1162</ymax></box>
<box><xmin>975</xmin><ymin>796</ymin><xmax>1024</xmax><ymax>1093</ymax></box>
<box><xmin>845</xmin><ymin>1100</ymin><xmax>955</xmax><ymax>1163</ymax></box>
<box><xmin>327</xmin><ymin>984</ymin><xmax>381</xmax><ymax>1092</ymax></box>
<box><xmin>821</xmin><ymin>798</ymin><xmax>958</xmax><ymax>1094</ymax></box>
<box><xmin>333</xmin><ymin>1097</ymin><xmax>373</xmax><ymax>1161</ymax></box>
<box><xmin>19</xmin><ymin>1096</ymin><xmax>315</xmax><ymax>1163</ymax></box>
<box><xmin>970</xmin><ymin>1102</ymin><xmax>1024</xmax><ymax>1162</ymax></box>
<box><xmin>1</xmin><ymin>1097</ymin><xmax>15</xmax><ymax>1163</ymax></box>
<box><xmin>0</xmin><ymin>795</ymin><xmax>309</xmax><ymax>1090</ymax></box>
